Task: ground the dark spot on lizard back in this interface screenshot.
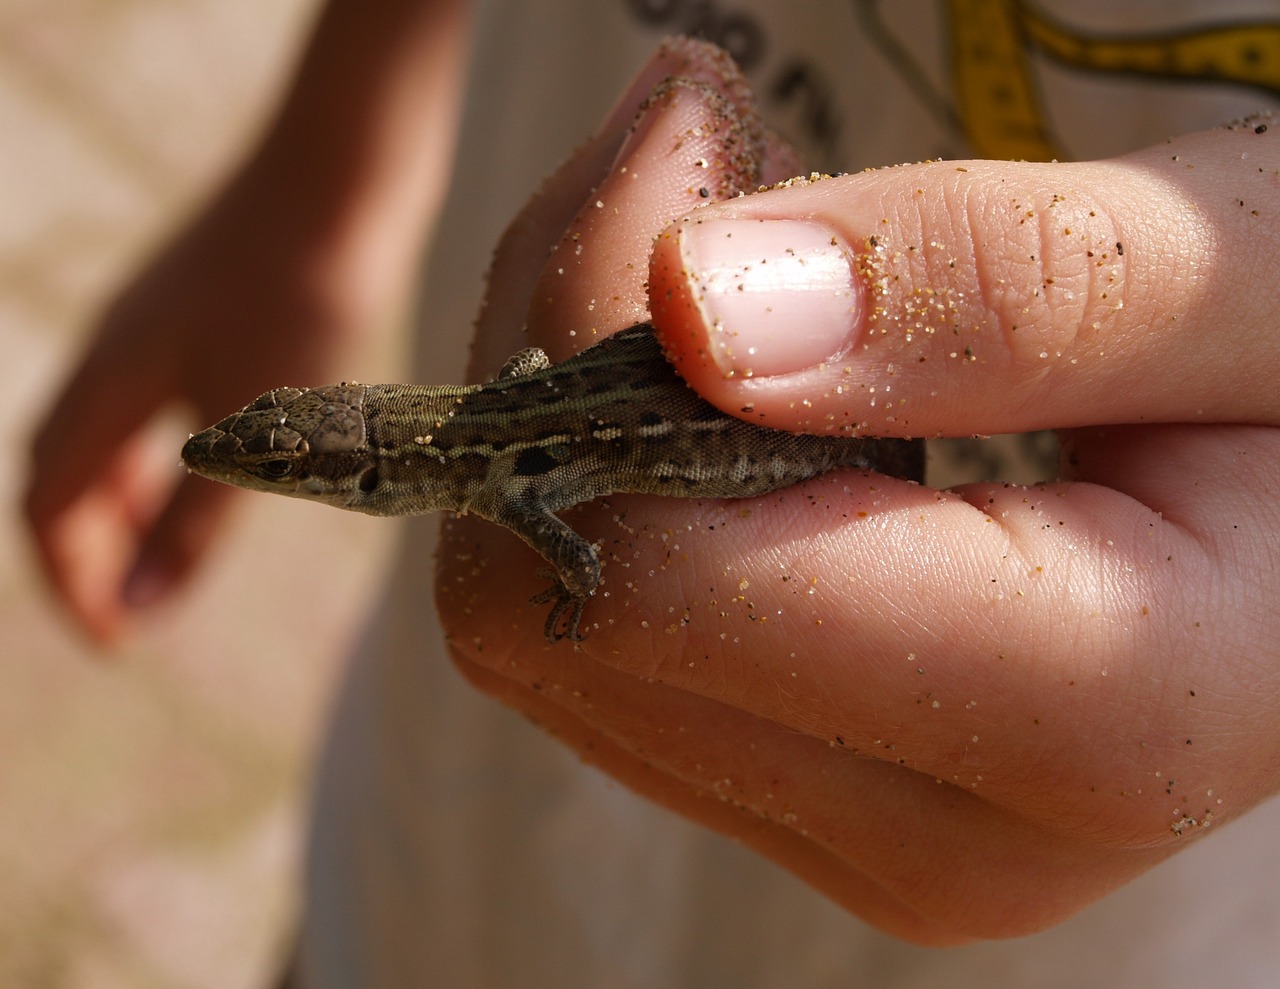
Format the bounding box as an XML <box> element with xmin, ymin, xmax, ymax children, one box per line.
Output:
<box><xmin>582</xmin><ymin>377</ymin><xmax>619</xmax><ymax>396</ymax></box>
<box><xmin>514</xmin><ymin>446</ymin><xmax>560</xmax><ymax>476</ymax></box>
<box><xmin>627</xmin><ymin>372</ymin><xmax>673</xmax><ymax>392</ymax></box>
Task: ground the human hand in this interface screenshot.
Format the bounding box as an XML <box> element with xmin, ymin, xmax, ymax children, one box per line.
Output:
<box><xmin>26</xmin><ymin>0</ymin><xmax>468</xmax><ymax>644</ymax></box>
<box><xmin>438</xmin><ymin>41</ymin><xmax>1280</xmax><ymax>944</ymax></box>
<box><xmin>24</xmin><ymin>180</ymin><xmax>378</xmax><ymax>643</ymax></box>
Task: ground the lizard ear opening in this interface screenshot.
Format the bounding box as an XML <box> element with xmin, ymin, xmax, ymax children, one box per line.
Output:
<box><xmin>358</xmin><ymin>466</ymin><xmax>381</xmax><ymax>494</ymax></box>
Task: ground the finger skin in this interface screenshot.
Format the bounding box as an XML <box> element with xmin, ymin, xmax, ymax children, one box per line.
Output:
<box><xmin>471</xmin><ymin>35</ymin><xmax>773</xmax><ymax>377</ymax></box>
<box><xmin>439</xmin><ymin>43</ymin><xmax>1280</xmax><ymax>943</ymax></box>
<box><xmin>522</xmin><ymin>77</ymin><xmax>767</xmax><ymax>361</ymax></box>
<box><xmin>450</xmin><ymin>658</ymin><xmax>975</xmax><ymax>945</ymax></box>
<box><xmin>650</xmin><ymin>125</ymin><xmax>1280</xmax><ymax>438</ymax></box>
<box><xmin>442</xmin><ymin>430</ymin><xmax>1279</xmax><ymax>939</ymax></box>
<box><xmin>444</xmin><ymin>579</ymin><xmax>1177</xmax><ymax>941</ymax></box>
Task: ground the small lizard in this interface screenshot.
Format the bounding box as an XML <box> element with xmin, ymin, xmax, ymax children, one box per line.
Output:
<box><xmin>181</xmin><ymin>322</ymin><xmax>923</xmax><ymax>641</ymax></box>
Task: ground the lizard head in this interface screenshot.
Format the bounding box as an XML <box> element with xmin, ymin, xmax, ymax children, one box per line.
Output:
<box><xmin>181</xmin><ymin>384</ymin><xmax>379</xmax><ymax>509</ymax></box>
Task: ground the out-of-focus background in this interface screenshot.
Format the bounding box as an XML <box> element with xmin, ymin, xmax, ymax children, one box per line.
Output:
<box><xmin>1</xmin><ymin>3</ymin><xmax>396</xmax><ymax>986</ymax></box>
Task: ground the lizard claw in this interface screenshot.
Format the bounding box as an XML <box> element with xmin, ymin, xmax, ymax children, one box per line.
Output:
<box><xmin>543</xmin><ymin>596</ymin><xmax>589</xmax><ymax>643</ymax></box>
<box><xmin>531</xmin><ymin>571</ymin><xmax>590</xmax><ymax>642</ymax></box>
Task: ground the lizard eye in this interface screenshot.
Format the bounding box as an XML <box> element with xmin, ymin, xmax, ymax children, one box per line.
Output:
<box><xmin>255</xmin><ymin>458</ymin><xmax>295</xmax><ymax>480</ymax></box>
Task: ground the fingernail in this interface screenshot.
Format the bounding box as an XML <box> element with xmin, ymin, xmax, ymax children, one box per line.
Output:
<box><xmin>678</xmin><ymin>218</ymin><xmax>863</xmax><ymax>377</ymax></box>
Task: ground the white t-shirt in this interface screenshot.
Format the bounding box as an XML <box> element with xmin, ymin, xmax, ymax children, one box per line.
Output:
<box><xmin>298</xmin><ymin>3</ymin><xmax>1280</xmax><ymax>985</ymax></box>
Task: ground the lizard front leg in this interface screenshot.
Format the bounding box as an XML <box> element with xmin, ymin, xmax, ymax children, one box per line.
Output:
<box><xmin>496</xmin><ymin>346</ymin><xmax>551</xmax><ymax>380</ymax></box>
<box><xmin>486</xmin><ymin>500</ymin><xmax>602</xmax><ymax>642</ymax></box>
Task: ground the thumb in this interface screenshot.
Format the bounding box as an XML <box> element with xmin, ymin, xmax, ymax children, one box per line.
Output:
<box><xmin>649</xmin><ymin>121</ymin><xmax>1280</xmax><ymax>437</ymax></box>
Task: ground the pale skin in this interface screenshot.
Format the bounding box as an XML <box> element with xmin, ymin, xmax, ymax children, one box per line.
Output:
<box><xmin>24</xmin><ymin>0</ymin><xmax>470</xmax><ymax>641</ymax></box>
<box><xmin>441</xmin><ymin>48</ymin><xmax>1280</xmax><ymax>943</ymax></box>
<box><xmin>25</xmin><ymin>9</ymin><xmax>1280</xmax><ymax>951</ymax></box>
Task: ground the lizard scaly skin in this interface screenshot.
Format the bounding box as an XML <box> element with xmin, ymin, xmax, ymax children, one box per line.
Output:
<box><xmin>181</xmin><ymin>323</ymin><xmax>923</xmax><ymax>641</ymax></box>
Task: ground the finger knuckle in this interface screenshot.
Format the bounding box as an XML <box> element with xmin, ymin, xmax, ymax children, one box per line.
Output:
<box><xmin>959</xmin><ymin>171</ymin><xmax>1128</xmax><ymax>387</ymax></box>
